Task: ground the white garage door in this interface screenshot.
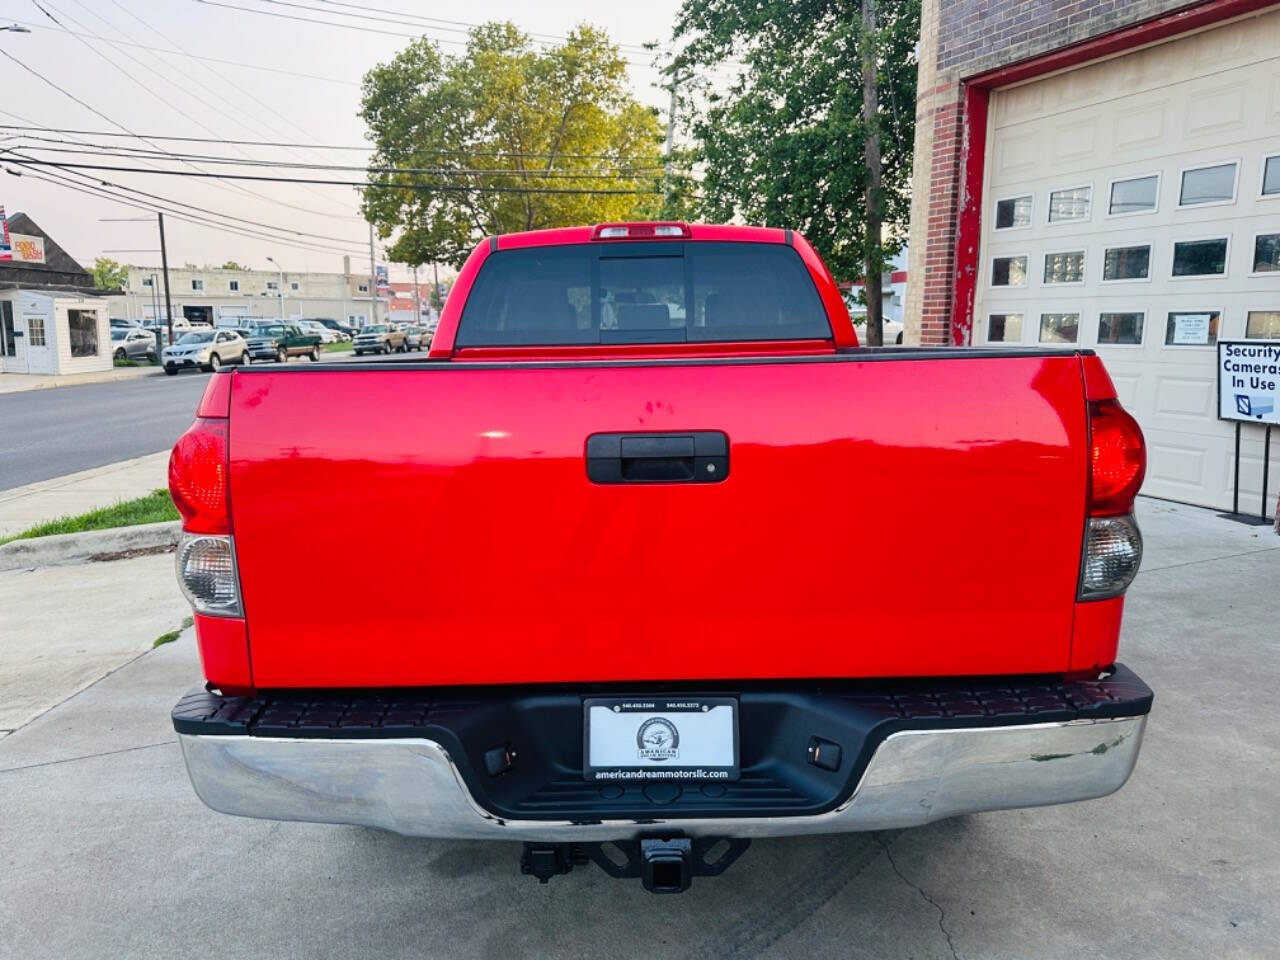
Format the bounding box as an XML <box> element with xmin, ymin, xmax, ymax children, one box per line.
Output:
<box><xmin>973</xmin><ymin>9</ymin><xmax>1280</xmax><ymax>512</ymax></box>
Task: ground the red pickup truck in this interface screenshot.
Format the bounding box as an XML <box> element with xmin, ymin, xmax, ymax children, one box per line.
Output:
<box><xmin>169</xmin><ymin>223</ymin><xmax>1152</xmax><ymax>893</ymax></box>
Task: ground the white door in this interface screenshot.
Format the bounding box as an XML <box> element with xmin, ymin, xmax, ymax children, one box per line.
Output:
<box><xmin>973</xmin><ymin>9</ymin><xmax>1280</xmax><ymax>511</ymax></box>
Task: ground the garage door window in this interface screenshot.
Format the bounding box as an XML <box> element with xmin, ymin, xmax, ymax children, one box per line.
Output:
<box><xmin>1172</xmin><ymin>238</ymin><xmax>1229</xmax><ymax>277</ymax></box>
<box><xmin>1108</xmin><ymin>174</ymin><xmax>1159</xmax><ymax>216</ymax></box>
<box><xmin>1245</xmin><ymin>311</ymin><xmax>1280</xmax><ymax>338</ymax></box>
<box><xmin>1044</xmin><ymin>251</ymin><xmax>1085</xmax><ymax>284</ymax></box>
<box><xmin>1178</xmin><ymin>162</ymin><xmax>1238</xmax><ymax>207</ymax></box>
<box><xmin>991</xmin><ymin>255</ymin><xmax>1027</xmax><ymax>286</ymax></box>
<box><xmin>987</xmin><ymin>313</ymin><xmax>1022</xmax><ymax>342</ymax></box>
<box><xmin>994</xmin><ymin>195</ymin><xmax>1032</xmax><ymax>230</ymax></box>
<box><xmin>1047</xmin><ymin>186</ymin><xmax>1090</xmax><ymax>223</ymax></box>
<box><xmin>1103</xmin><ymin>245</ymin><xmax>1151</xmax><ymax>282</ymax></box>
<box><xmin>1039</xmin><ymin>312</ymin><xmax>1079</xmax><ymax>344</ymax></box>
<box><xmin>1262</xmin><ymin>156</ymin><xmax>1280</xmax><ymax>197</ymax></box>
<box><xmin>1098</xmin><ymin>312</ymin><xmax>1145</xmax><ymax>345</ymax></box>
<box><xmin>1251</xmin><ymin>234</ymin><xmax>1280</xmax><ymax>274</ymax></box>
<box><xmin>1165</xmin><ymin>310</ymin><xmax>1219</xmax><ymax>346</ymax></box>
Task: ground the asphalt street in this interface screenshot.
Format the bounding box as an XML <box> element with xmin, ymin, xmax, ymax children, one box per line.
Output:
<box><xmin>1</xmin><ymin>498</ymin><xmax>1278</xmax><ymax>959</ymax></box>
<box><xmin>0</xmin><ymin>352</ymin><xmax>394</xmax><ymax>490</ymax></box>
<box><xmin>0</xmin><ymin>374</ymin><xmax>209</xmax><ymax>490</ymax></box>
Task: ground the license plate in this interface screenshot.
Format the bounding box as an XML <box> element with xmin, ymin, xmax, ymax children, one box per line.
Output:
<box><xmin>583</xmin><ymin>697</ymin><xmax>739</xmax><ymax>782</ymax></box>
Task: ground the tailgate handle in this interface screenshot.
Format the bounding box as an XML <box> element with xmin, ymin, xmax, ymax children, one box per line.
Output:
<box><xmin>586</xmin><ymin>432</ymin><xmax>729</xmax><ymax>484</ymax></box>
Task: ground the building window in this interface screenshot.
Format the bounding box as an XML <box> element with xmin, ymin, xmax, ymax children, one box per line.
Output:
<box><xmin>1098</xmin><ymin>312</ymin><xmax>1145</xmax><ymax>345</ymax></box>
<box><xmin>1178</xmin><ymin>162</ymin><xmax>1237</xmax><ymax>206</ymax></box>
<box><xmin>1043</xmin><ymin>251</ymin><xmax>1085</xmax><ymax>284</ymax></box>
<box><xmin>1103</xmin><ymin>245</ymin><xmax>1151</xmax><ymax>282</ymax></box>
<box><xmin>1165</xmin><ymin>310</ymin><xmax>1219</xmax><ymax>346</ymax></box>
<box><xmin>1047</xmin><ymin>185</ymin><xmax>1090</xmax><ymax>223</ymax></box>
<box><xmin>1108</xmin><ymin>174</ymin><xmax>1159</xmax><ymax>215</ymax></box>
<box><xmin>290</xmin><ymin>282</ymin><xmax>299</xmax><ymax>291</ymax></box>
<box><xmin>994</xmin><ymin>195</ymin><xmax>1032</xmax><ymax>230</ymax></box>
<box><xmin>229</xmin><ymin>280</ymin><xmax>240</xmax><ymax>292</ymax></box>
<box><xmin>191</xmin><ymin>279</ymin><xmax>204</xmax><ymax>292</ymax></box>
<box><xmin>1039</xmin><ymin>312</ymin><xmax>1079</xmax><ymax>344</ymax></box>
<box><xmin>1262</xmin><ymin>155</ymin><xmax>1280</xmax><ymax>197</ymax></box>
<box><xmin>68</xmin><ymin>309</ymin><xmax>99</xmax><ymax>357</ymax></box>
<box><xmin>990</xmin><ymin>255</ymin><xmax>1027</xmax><ymax>287</ymax></box>
<box><xmin>357</xmin><ymin>283</ymin><xmax>369</xmax><ymax>293</ymax></box>
<box><xmin>1172</xmin><ymin>238</ymin><xmax>1228</xmax><ymax>277</ymax></box>
<box><xmin>987</xmin><ymin>313</ymin><xmax>1022</xmax><ymax>342</ymax></box>
<box><xmin>266</xmin><ymin>281</ymin><xmax>279</xmax><ymax>291</ymax></box>
<box><xmin>1245</xmin><ymin>311</ymin><xmax>1280</xmax><ymax>339</ymax></box>
<box><xmin>1252</xmin><ymin>234</ymin><xmax>1280</xmax><ymax>274</ymax></box>
<box><xmin>141</xmin><ymin>277</ymin><xmax>153</xmax><ymax>287</ymax></box>
<box><xmin>28</xmin><ymin>316</ymin><xmax>47</xmax><ymax>347</ymax></box>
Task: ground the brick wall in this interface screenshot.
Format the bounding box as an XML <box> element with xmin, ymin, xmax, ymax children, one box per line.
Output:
<box><xmin>904</xmin><ymin>0</ymin><xmax>1207</xmax><ymax>344</ymax></box>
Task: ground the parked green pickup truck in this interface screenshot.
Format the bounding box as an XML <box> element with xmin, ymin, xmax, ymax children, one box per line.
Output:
<box><xmin>245</xmin><ymin>323</ymin><xmax>322</xmax><ymax>363</ymax></box>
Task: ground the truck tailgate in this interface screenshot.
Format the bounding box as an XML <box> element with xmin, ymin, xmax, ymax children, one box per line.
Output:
<box><xmin>228</xmin><ymin>353</ymin><xmax>1089</xmax><ymax>687</ymax></box>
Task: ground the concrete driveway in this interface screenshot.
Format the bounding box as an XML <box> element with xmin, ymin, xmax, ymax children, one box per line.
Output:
<box><xmin>1</xmin><ymin>498</ymin><xmax>1277</xmax><ymax>959</ymax></box>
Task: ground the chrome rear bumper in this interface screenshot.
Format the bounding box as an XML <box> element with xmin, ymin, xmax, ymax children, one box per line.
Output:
<box><xmin>178</xmin><ymin>715</ymin><xmax>1145</xmax><ymax>841</ymax></box>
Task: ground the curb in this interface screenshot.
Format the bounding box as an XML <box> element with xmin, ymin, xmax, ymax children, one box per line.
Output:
<box><xmin>0</xmin><ymin>521</ymin><xmax>182</xmax><ymax>572</ymax></box>
<box><xmin>0</xmin><ymin>367</ymin><xmax>165</xmax><ymax>395</ymax></box>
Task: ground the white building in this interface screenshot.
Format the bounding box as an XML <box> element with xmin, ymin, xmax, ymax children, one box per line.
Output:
<box><xmin>112</xmin><ymin>255</ymin><xmax>386</xmax><ymax>328</ymax></box>
<box><xmin>0</xmin><ymin>212</ymin><xmax>111</xmax><ymax>378</ymax></box>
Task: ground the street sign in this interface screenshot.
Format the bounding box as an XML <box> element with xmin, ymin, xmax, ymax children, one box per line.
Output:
<box><xmin>1218</xmin><ymin>340</ymin><xmax>1280</xmax><ymax>425</ymax></box>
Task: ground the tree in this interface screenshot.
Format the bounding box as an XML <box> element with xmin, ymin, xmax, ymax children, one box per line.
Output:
<box><xmin>91</xmin><ymin>256</ymin><xmax>129</xmax><ymax>291</ymax></box>
<box><xmin>220</xmin><ymin>260</ymin><xmax>245</xmax><ymax>271</ymax></box>
<box><xmin>360</xmin><ymin>22</ymin><xmax>665</xmax><ymax>268</ymax></box>
<box><xmin>670</xmin><ymin>0</ymin><xmax>919</xmax><ymax>342</ymax></box>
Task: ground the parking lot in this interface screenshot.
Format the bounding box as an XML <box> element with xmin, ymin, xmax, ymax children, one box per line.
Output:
<box><xmin>1</xmin><ymin>498</ymin><xmax>1277</xmax><ymax>960</ymax></box>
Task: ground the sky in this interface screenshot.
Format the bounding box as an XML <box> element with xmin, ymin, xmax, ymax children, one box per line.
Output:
<box><xmin>0</xmin><ymin>0</ymin><xmax>685</xmax><ymax>280</ymax></box>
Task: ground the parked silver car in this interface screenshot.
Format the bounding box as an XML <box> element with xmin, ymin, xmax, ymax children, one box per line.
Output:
<box><xmin>110</xmin><ymin>326</ymin><xmax>156</xmax><ymax>362</ymax></box>
<box><xmin>162</xmin><ymin>329</ymin><xmax>249</xmax><ymax>375</ymax></box>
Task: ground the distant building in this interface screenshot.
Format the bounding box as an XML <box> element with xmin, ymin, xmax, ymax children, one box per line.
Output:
<box><xmin>1</xmin><ymin>211</ymin><xmax>110</xmax><ymax>378</ymax></box>
<box><xmin>111</xmin><ymin>255</ymin><xmax>387</xmax><ymax>328</ymax></box>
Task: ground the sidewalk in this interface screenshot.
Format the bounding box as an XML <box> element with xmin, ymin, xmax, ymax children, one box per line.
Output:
<box><xmin>0</xmin><ymin>364</ymin><xmax>163</xmax><ymax>395</ymax></box>
<box><xmin>0</xmin><ymin>452</ymin><xmax>169</xmax><ymax>538</ymax></box>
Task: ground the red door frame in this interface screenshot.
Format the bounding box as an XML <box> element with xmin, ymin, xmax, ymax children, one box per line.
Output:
<box><xmin>948</xmin><ymin>0</ymin><xmax>1280</xmax><ymax>346</ymax></box>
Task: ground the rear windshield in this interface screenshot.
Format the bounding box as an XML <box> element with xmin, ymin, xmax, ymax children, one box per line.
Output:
<box><xmin>456</xmin><ymin>241</ymin><xmax>831</xmax><ymax>346</ymax></box>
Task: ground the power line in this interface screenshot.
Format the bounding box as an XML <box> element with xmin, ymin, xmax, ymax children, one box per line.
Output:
<box><xmin>73</xmin><ymin>0</ymin><xmax>360</xmax><ymax>216</ymax></box>
<box><xmin>190</xmin><ymin>0</ymin><xmax>669</xmax><ymax>69</ymax></box>
<box><xmin>0</xmin><ymin>16</ymin><xmax>360</xmax><ymax>85</ymax></box>
<box><xmin>5</xmin><ymin>156</ymin><xmax>668</xmax><ymax>193</ymax></box>
<box><xmin>30</xmin><ymin>0</ymin><xmax>355</xmax><ymax>221</ymax></box>
<box><xmin>9</xmin><ymin>141</ymin><xmax>672</xmax><ymax>177</ymax></box>
<box><xmin>3</xmin><ymin>163</ymin><xmax>377</xmax><ymax>256</ymax></box>
<box><xmin>0</xmin><ymin>147</ymin><xmax>372</xmax><ymax>248</ymax></box>
<box><xmin>0</xmin><ymin>125</ymin><xmax>672</xmax><ymax>161</ymax></box>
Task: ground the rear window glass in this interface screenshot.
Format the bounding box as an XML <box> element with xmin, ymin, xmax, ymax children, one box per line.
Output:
<box><xmin>455</xmin><ymin>241</ymin><xmax>831</xmax><ymax>346</ymax></box>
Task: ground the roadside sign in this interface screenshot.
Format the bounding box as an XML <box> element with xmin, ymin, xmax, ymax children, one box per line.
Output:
<box><xmin>1218</xmin><ymin>340</ymin><xmax>1280</xmax><ymax>425</ymax></box>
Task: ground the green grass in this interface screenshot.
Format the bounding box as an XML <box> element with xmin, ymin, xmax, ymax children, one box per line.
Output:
<box><xmin>113</xmin><ymin>356</ymin><xmax>142</xmax><ymax>367</ymax></box>
<box><xmin>323</xmin><ymin>340</ymin><xmax>353</xmax><ymax>353</ymax></box>
<box><xmin>0</xmin><ymin>489</ymin><xmax>179</xmax><ymax>546</ymax></box>
<box><xmin>154</xmin><ymin>615</ymin><xmax>194</xmax><ymax>648</ymax></box>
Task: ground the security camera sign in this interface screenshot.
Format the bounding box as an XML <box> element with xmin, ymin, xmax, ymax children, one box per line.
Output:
<box><xmin>1219</xmin><ymin>341</ymin><xmax>1280</xmax><ymax>425</ymax></box>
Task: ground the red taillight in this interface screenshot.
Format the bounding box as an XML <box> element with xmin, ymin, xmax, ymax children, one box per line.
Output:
<box><xmin>169</xmin><ymin>418</ymin><xmax>230</xmax><ymax>534</ymax></box>
<box><xmin>1088</xmin><ymin>399</ymin><xmax>1146</xmax><ymax>516</ymax></box>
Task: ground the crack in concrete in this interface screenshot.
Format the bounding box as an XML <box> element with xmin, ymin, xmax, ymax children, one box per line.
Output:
<box><xmin>1136</xmin><ymin>543</ymin><xmax>1280</xmax><ymax>576</ymax></box>
<box><xmin>877</xmin><ymin>835</ymin><xmax>960</xmax><ymax>960</ymax></box>
<box><xmin>0</xmin><ymin>739</ymin><xmax>174</xmax><ymax>774</ymax></box>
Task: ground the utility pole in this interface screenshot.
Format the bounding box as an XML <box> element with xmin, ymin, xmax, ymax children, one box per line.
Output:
<box><xmin>662</xmin><ymin>71</ymin><xmax>683</xmax><ymax>212</ymax></box>
<box><xmin>266</xmin><ymin>256</ymin><xmax>285</xmax><ymax>318</ymax></box>
<box><xmin>367</xmin><ymin>221</ymin><xmax>378</xmax><ymax>327</ymax></box>
<box><xmin>413</xmin><ymin>264</ymin><xmax>422</xmax><ymax>323</ymax></box>
<box><xmin>157</xmin><ymin>213</ymin><xmax>175</xmax><ymax>351</ymax></box>
<box><xmin>861</xmin><ymin>0</ymin><xmax>883</xmax><ymax>347</ymax></box>
<box><xmin>149</xmin><ymin>272</ymin><xmax>160</xmax><ymax>347</ymax></box>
